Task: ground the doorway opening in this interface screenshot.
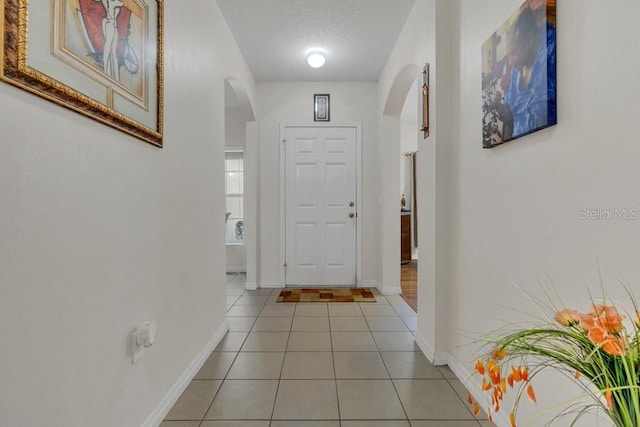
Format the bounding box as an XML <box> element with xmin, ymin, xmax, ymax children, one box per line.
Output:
<box><xmin>380</xmin><ymin>64</ymin><xmax>420</xmax><ymax>307</ymax></box>
<box><xmin>224</xmin><ymin>78</ymin><xmax>256</xmax><ymax>287</ymax></box>
<box><xmin>399</xmin><ymin>78</ymin><xmax>420</xmax><ymax>312</ymax></box>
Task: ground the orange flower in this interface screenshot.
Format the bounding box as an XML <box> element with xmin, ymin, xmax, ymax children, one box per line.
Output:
<box><xmin>554</xmin><ymin>309</ymin><xmax>580</xmax><ymax>326</ymax></box>
<box><xmin>512</xmin><ymin>367</ymin><xmax>522</xmax><ymax>382</ymax></box>
<box><xmin>575</xmin><ymin>371</ymin><xmax>581</xmax><ymax>379</ymax></box>
<box><xmin>492</xmin><ymin>347</ymin><xmax>507</xmax><ymax>360</ymax></box>
<box><xmin>467</xmin><ymin>392</ymin><xmax>473</xmax><ymax>404</ymax></box>
<box><xmin>487</xmin><ymin>360</ymin><xmax>501</xmax><ymax>384</ymax></box>
<box><xmin>587</xmin><ymin>325</ymin><xmax>607</xmax><ymax>344</ymax></box>
<box><xmin>520</xmin><ymin>367</ymin><xmax>529</xmax><ymax>381</ymax></box>
<box><xmin>596</xmin><ymin>307</ymin><xmax>625</xmax><ymax>334</ymax></box>
<box><xmin>601</xmin><ymin>335</ymin><xmax>626</xmax><ymax>356</ymax></box>
<box><xmin>588</xmin><ymin>304</ymin><xmax>605</xmax><ymax>316</ymax></box>
<box><xmin>579</xmin><ymin>313</ymin><xmax>596</xmax><ymax>331</ymax></box>
<box><xmin>527</xmin><ymin>384</ymin><xmax>537</xmax><ymax>403</ymax></box>
<box><xmin>601</xmin><ymin>305</ymin><xmax>622</xmax><ymax>318</ymax></box>
<box><xmin>583</xmin><ymin>305</ymin><xmax>625</xmax><ymax>333</ymax></box>
<box><xmin>605</xmin><ymin>389</ymin><xmax>613</xmax><ymax>408</ymax></box>
<box><xmin>476</xmin><ymin>360</ymin><xmax>485</xmax><ymax>375</ymax></box>
<box><xmin>588</xmin><ymin>325</ymin><xmax>626</xmax><ymax>356</ymax></box>
<box><xmin>473</xmin><ymin>402</ymin><xmax>480</xmax><ymax>416</ymax></box>
<box><xmin>509</xmin><ymin>411</ymin><xmax>517</xmax><ymax>427</ymax></box>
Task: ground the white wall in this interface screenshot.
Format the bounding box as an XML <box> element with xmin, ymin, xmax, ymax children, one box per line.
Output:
<box><xmin>378</xmin><ymin>0</ymin><xmax>448</xmax><ymax>355</ymax></box>
<box><xmin>225</xmin><ymin>107</ymin><xmax>247</xmax><ymax>147</ymax></box>
<box><xmin>382</xmin><ymin>0</ymin><xmax>640</xmax><ymax>423</ymax></box>
<box><xmin>400</xmin><ymin>80</ymin><xmax>420</xmax><ymax>156</ymax></box>
<box><xmin>256</xmin><ymin>82</ymin><xmax>379</xmax><ymax>286</ymax></box>
<box><xmin>448</xmin><ymin>0</ymin><xmax>640</xmax><ymax>425</ymax></box>
<box><xmin>0</xmin><ymin>1</ymin><xmax>256</xmax><ymax>426</ymax></box>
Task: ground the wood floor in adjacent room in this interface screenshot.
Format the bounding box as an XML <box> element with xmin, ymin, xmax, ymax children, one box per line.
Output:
<box><xmin>400</xmin><ymin>260</ymin><xmax>417</xmax><ymax>313</ymax></box>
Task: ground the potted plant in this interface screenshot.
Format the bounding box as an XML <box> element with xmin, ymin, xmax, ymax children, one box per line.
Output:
<box><xmin>469</xmin><ymin>279</ymin><xmax>640</xmax><ymax>426</ymax></box>
<box><xmin>235</xmin><ymin>220</ymin><xmax>243</xmax><ymax>241</ymax></box>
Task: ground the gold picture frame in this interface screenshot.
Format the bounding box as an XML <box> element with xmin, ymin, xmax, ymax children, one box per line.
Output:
<box><xmin>1</xmin><ymin>0</ymin><xmax>164</xmax><ymax>147</ymax></box>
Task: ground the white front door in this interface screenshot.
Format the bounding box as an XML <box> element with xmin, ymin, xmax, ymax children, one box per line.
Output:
<box><xmin>284</xmin><ymin>126</ymin><xmax>357</xmax><ymax>286</ymax></box>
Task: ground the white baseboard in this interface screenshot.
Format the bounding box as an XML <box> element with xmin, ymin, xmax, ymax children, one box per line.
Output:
<box><xmin>361</xmin><ymin>280</ymin><xmax>399</xmax><ymax>295</ymax></box>
<box><xmin>413</xmin><ymin>332</ymin><xmax>450</xmax><ymax>366</ymax></box>
<box><xmin>412</xmin><ymin>332</ymin><xmax>510</xmax><ymax>427</ymax></box>
<box><xmin>245</xmin><ymin>282</ymin><xmax>258</xmax><ymax>290</ymax></box>
<box><xmin>414</xmin><ymin>331</ymin><xmax>436</xmax><ymax>363</ymax></box>
<box><xmin>444</xmin><ymin>354</ymin><xmax>469</xmax><ymax>383</ymax></box>
<box><xmin>259</xmin><ymin>281</ymin><xmax>284</xmax><ymax>289</ymax></box>
<box><xmin>433</xmin><ymin>351</ymin><xmax>450</xmax><ymax>366</ymax></box>
<box><xmin>142</xmin><ymin>320</ymin><xmax>229</xmax><ymax>427</ymax></box>
<box><xmin>380</xmin><ymin>286</ymin><xmax>402</xmax><ymax>295</ymax></box>
<box><xmin>446</xmin><ymin>353</ymin><xmax>509</xmax><ymax>427</ymax></box>
<box><xmin>226</xmin><ymin>266</ymin><xmax>247</xmax><ymax>273</ymax></box>
<box><xmin>360</xmin><ymin>280</ymin><xmax>379</xmax><ymax>288</ymax></box>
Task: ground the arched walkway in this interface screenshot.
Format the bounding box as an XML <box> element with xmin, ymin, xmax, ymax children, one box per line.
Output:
<box><xmin>380</xmin><ymin>64</ymin><xmax>444</xmax><ymax>364</ymax></box>
<box><xmin>380</xmin><ymin>64</ymin><xmax>420</xmax><ymax>295</ymax></box>
<box><xmin>224</xmin><ymin>77</ymin><xmax>258</xmax><ymax>289</ymax></box>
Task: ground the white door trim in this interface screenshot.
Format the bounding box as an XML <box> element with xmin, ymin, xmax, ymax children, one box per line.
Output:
<box><xmin>280</xmin><ymin>123</ymin><xmax>363</xmax><ymax>287</ymax></box>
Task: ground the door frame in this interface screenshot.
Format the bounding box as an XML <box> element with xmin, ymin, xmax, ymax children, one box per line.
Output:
<box><xmin>279</xmin><ymin>122</ymin><xmax>363</xmax><ymax>287</ymax></box>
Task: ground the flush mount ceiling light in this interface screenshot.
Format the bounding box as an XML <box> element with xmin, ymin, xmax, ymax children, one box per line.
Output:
<box><xmin>307</xmin><ymin>52</ymin><xmax>326</xmax><ymax>68</ymax></box>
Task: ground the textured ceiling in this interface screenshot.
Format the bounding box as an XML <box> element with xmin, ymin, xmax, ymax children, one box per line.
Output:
<box><xmin>217</xmin><ymin>0</ymin><xmax>416</xmax><ymax>82</ymax></box>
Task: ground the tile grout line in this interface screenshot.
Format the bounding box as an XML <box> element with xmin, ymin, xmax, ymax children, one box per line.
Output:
<box><xmin>268</xmin><ymin>301</ymin><xmax>293</xmax><ymax>422</ymax></box>
<box><xmin>377</xmin><ymin>326</ymin><xmax>412</xmax><ymax>424</ymax></box>
<box><xmin>204</xmin><ymin>282</ymin><xmax>276</xmax><ymax>423</ymax></box>
<box><xmin>200</xmin><ymin>284</ymin><xmax>251</xmax><ymax>423</ymax></box>
<box><xmin>175</xmin><ymin>278</ymin><xmax>465</xmax><ymax>426</ymax></box>
<box><xmin>329</xmin><ymin>303</ymin><xmax>343</xmax><ymax>423</ymax></box>
<box><xmin>443</xmin><ymin>373</ymin><xmax>488</xmax><ymax>423</ymax></box>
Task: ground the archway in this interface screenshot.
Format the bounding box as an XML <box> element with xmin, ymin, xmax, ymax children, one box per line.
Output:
<box><xmin>224</xmin><ymin>77</ymin><xmax>258</xmax><ymax>290</ymax></box>
<box><xmin>380</xmin><ymin>64</ymin><xmax>420</xmax><ymax>296</ymax></box>
<box><xmin>381</xmin><ymin>64</ymin><xmax>443</xmax><ymax>364</ymax></box>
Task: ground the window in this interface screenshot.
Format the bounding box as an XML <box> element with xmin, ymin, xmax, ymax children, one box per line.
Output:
<box><xmin>225</xmin><ymin>150</ymin><xmax>244</xmax><ymax>244</ymax></box>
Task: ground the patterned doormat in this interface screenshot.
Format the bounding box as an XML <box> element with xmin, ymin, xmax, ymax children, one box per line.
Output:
<box><xmin>277</xmin><ymin>288</ymin><xmax>376</xmax><ymax>303</ymax></box>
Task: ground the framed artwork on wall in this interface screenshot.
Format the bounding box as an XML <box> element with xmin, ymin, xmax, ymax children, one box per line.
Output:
<box><xmin>314</xmin><ymin>94</ymin><xmax>330</xmax><ymax>122</ymax></box>
<box><xmin>421</xmin><ymin>63</ymin><xmax>429</xmax><ymax>139</ymax></box>
<box><xmin>1</xmin><ymin>0</ymin><xmax>164</xmax><ymax>147</ymax></box>
<box><xmin>481</xmin><ymin>0</ymin><xmax>556</xmax><ymax>148</ymax></box>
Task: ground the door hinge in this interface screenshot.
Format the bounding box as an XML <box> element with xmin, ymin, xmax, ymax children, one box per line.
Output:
<box><xmin>283</xmin><ymin>262</ymin><xmax>288</xmax><ymax>271</ymax></box>
<box><xmin>282</xmin><ymin>139</ymin><xmax>286</xmax><ymax>149</ymax></box>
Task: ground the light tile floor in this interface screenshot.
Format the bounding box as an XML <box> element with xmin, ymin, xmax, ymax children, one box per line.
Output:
<box><xmin>161</xmin><ymin>274</ymin><xmax>493</xmax><ymax>427</ymax></box>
